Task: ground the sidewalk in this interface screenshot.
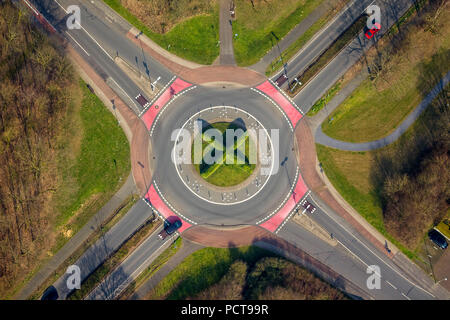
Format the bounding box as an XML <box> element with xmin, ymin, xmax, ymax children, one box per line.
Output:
<box><xmin>219</xmin><ymin>0</ymin><xmax>236</xmax><ymax>65</ymax></box>
<box><xmin>295</xmin><ymin>119</ymin><xmax>397</xmax><ymax>258</ymax></box>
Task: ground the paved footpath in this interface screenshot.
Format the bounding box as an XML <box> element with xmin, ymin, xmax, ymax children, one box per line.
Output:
<box><xmin>219</xmin><ymin>0</ymin><xmax>236</xmax><ymax>65</ymax></box>
<box><xmin>313</xmin><ymin>70</ymin><xmax>450</xmax><ymax>151</ymax></box>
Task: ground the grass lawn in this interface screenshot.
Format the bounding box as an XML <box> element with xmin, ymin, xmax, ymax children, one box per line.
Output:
<box><xmin>192</xmin><ymin>122</ymin><xmax>256</xmax><ymax>187</ymax></box>
<box><xmin>321</xmin><ymin>1</ymin><xmax>450</xmax><ymax>142</ymax></box>
<box><xmin>232</xmin><ymin>0</ymin><xmax>324</xmax><ymax>66</ymax></box>
<box><xmin>266</xmin><ymin>0</ymin><xmax>349</xmax><ymax>76</ymax></box>
<box><xmin>52</xmin><ymin>79</ymin><xmax>130</xmax><ymax>252</ymax></box>
<box><xmin>148</xmin><ymin>246</ymin><xmax>277</xmax><ymax>300</ymax></box>
<box><xmin>307</xmin><ymin>81</ymin><xmax>341</xmax><ymax>116</ymax></box>
<box><xmin>104</xmin><ymin>0</ymin><xmax>219</xmax><ymax>64</ymax></box>
<box><xmin>316</xmin><ymin>144</ymin><xmax>415</xmax><ymax>258</ymax></box>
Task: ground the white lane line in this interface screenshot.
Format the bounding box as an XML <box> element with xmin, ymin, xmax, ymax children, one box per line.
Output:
<box><xmin>65</xmin><ymin>31</ymin><xmax>90</xmax><ymax>56</ymax></box>
<box><xmin>142</xmin><ymin>198</ymin><xmax>165</xmax><ymax>222</ymax></box>
<box><xmin>401</xmin><ymin>292</ymin><xmax>411</xmax><ymax>300</ymax></box>
<box><xmin>250</xmin><ymin>88</ymin><xmax>294</xmax><ymax>131</ymax></box>
<box><xmin>275</xmin><ymin>190</ymin><xmax>313</xmax><ymax>233</ymax></box>
<box><xmin>309</xmin><ymin>195</ymin><xmax>435</xmax><ymax>298</ymax></box>
<box><xmin>153</xmin><ymin>181</ymin><xmax>197</xmax><ymax>225</ymax></box>
<box><xmin>386</xmin><ymin>280</ymin><xmax>397</xmax><ymax>290</ymax></box>
<box><xmin>108</xmin><ymin>77</ymin><xmax>140</xmax><ymax>114</ymax></box>
<box><xmin>271</xmin><ymin>0</ymin><xmax>359</xmax><ymax>79</ymax></box>
<box><xmin>53</xmin><ymin>0</ymin><xmax>114</xmax><ymax>60</ymax></box>
<box><xmin>268</xmin><ymin>78</ymin><xmax>304</xmax><ymax>115</ymax></box>
<box><xmin>335</xmin><ymin>239</ymin><xmax>370</xmax><ymax>269</ymax></box>
<box><xmin>149</xmin><ymin>85</ymin><xmax>197</xmax><ymax>136</ymax></box>
<box><xmin>22</xmin><ymin>0</ymin><xmax>39</xmax><ymax>15</ymax></box>
<box><xmin>172</xmin><ymin>106</ymin><xmax>276</xmax><ymax>207</ymax></box>
<box><xmin>139</xmin><ymin>76</ymin><xmax>176</xmax><ymax>117</ymax></box>
<box><xmin>92</xmin><ymin>231</ymin><xmax>178</xmax><ymax>300</ymax></box>
<box><xmin>256</xmin><ymin>167</ymin><xmax>300</xmax><ymax>224</ymax></box>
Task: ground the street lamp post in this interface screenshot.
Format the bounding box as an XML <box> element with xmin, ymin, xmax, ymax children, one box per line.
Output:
<box><xmin>435</xmin><ymin>277</ymin><xmax>447</xmax><ymax>285</ymax></box>
<box><xmin>271</xmin><ymin>31</ymin><xmax>290</xmax><ymax>90</ymax></box>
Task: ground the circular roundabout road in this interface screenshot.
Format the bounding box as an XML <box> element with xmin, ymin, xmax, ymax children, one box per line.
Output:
<box><xmin>149</xmin><ymin>84</ymin><xmax>300</xmax><ymax>227</ymax></box>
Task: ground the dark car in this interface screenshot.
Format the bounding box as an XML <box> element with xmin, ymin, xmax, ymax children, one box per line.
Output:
<box><xmin>41</xmin><ymin>285</ymin><xmax>58</xmax><ymax>300</ymax></box>
<box><xmin>428</xmin><ymin>229</ymin><xmax>448</xmax><ymax>249</ymax></box>
<box><xmin>158</xmin><ymin>220</ymin><xmax>182</xmax><ymax>240</ymax></box>
<box><xmin>135</xmin><ymin>93</ymin><xmax>150</xmax><ymax>109</ymax></box>
<box><xmin>301</xmin><ymin>200</ymin><xmax>316</xmax><ymax>214</ymax></box>
<box><xmin>275</xmin><ymin>73</ymin><xmax>288</xmax><ymax>87</ymax></box>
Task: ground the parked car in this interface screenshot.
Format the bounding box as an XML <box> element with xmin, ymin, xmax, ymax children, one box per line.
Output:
<box><xmin>135</xmin><ymin>93</ymin><xmax>150</xmax><ymax>109</ymax></box>
<box><xmin>301</xmin><ymin>200</ymin><xmax>316</xmax><ymax>214</ymax></box>
<box><xmin>41</xmin><ymin>285</ymin><xmax>58</xmax><ymax>300</ymax></box>
<box><xmin>428</xmin><ymin>229</ymin><xmax>448</xmax><ymax>249</ymax></box>
<box><xmin>158</xmin><ymin>220</ymin><xmax>182</xmax><ymax>240</ymax></box>
<box><xmin>275</xmin><ymin>73</ymin><xmax>288</xmax><ymax>87</ymax></box>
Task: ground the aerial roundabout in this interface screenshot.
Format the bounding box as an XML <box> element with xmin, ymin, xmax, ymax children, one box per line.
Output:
<box><xmin>139</xmin><ymin>75</ymin><xmax>308</xmax><ymax>234</ymax></box>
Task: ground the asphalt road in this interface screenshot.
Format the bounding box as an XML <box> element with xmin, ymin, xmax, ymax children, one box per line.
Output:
<box><xmin>270</xmin><ymin>0</ymin><xmax>375</xmax><ymax>86</ymax></box>
<box><xmin>52</xmin><ymin>199</ymin><xmax>155</xmax><ymax>300</ymax></box>
<box><xmin>32</xmin><ymin>0</ymin><xmax>174</xmax><ymax>114</ymax></box>
<box><xmin>26</xmin><ymin>0</ymin><xmax>449</xmax><ymax>300</ymax></box>
<box><xmin>151</xmin><ymin>85</ymin><xmax>298</xmax><ymax>226</ymax></box>
<box><xmin>85</xmin><ymin>223</ymin><xmax>175</xmax><ymax>300</ymax></box>
<box><xmin>278</xmin><ymin>193</ymin><xmax>436</xmax><ymax>300</ymax></box>
<box><xmin>291</xmin><ymin>0</ymin><xmax>421</xmax><ymax>112</ymax></box>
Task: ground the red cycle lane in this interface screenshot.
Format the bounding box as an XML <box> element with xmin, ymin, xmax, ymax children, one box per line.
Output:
<box><xmin>259</xmin><ymin>173</ymin><xmax>308</xmax><ymax>233</ymax></box>
<box><xmin>144</xmin><ymin>184</ymin><xmax>192</xmax><ymax>233</ymax></box>
<box><xmin>141</xmin><ymin>77</ymin><xmax>192</xmax><ymax>131</ymax></box>
<box><xmin>255</xmin><ymin>80</ymin><xmax>303</xmax><ymax>128</ymax></box>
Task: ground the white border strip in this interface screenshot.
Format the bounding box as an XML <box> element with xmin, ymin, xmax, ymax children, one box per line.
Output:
<box><xmin>138</xmin><ymin>75</ymin><xmax>176</xmax><ymax>117</ymax></box>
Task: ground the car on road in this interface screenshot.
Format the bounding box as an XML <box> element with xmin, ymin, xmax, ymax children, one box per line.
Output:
<box><xmin>428</xmin><ymin>229</ymin><xmax>448</xmax><ymax>249</ymax></box>
<box><xmin>158</xmin><ymin>220</ymin><xmax>182</xmax><ymax>240</ymax></box>
<box><xmin>135</xmin><ymin>93</ymin><xmax>150</xmax><ymax>109</ymax></box>
<box><xmin>275</xmin><ymin>73</ymin><xmax>288</xmax><ymax>87</ymax></box>
<box><xmin>41</xmin><ymin>285</ymin><xmax>58</xmax><ymax>300</ymax></box>
<box><xmin>301</xmin><ymin>200</ymin><xmax>316</xmax><ymax>214</ymax></box>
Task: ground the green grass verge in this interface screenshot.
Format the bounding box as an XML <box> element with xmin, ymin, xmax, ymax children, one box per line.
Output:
<box><xmin>321</xmin><ymin>0</ymin><xmax>448</xmax><ymax>142</ymax></box>
<box><xmin>232</xmin><ymin>0</ymin><xmax>324</xmax><ymax>66</ymax></box>
<box><xmin>316</xmin><ymin>144</ymin><xmax>416</xmax><ymax>259</ymax></box>
<box><xmin>321</xmin><ymin>68</ymin><xmax>423</xmax><ymax>142</ymax></box>
<box><xmin>52</xmin><ymin>79</ymin><xmax>130</xmax><ymax>252</ymax></box>
<box><xmin>307</xmin><ymin>81</ymin><xmax>341</xmax><ymax>116</ymax></box>
<box><xmin>436</xmin><ymin>217</ymin><xmax>450</xmax><ymax>240</ymax></box>
<box><xmin>149</xmin><ymin>246</ymin><xmax>277</xmax><ymax>300</ymax></box>
<box><xmin>103</xmin><ymin>0</ymin><xmax>219</xmax><ymax>64</ymax></box>
<box><xmin>26</xmin><ymin>193</ymin><xmax>139</xmax><ymax>300</ymax></box>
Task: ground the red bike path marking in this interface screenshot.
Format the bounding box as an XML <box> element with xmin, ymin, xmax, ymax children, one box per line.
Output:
<box><xmin>141</xmin><ymin>77</ymin><xmax>192</xmax><ymax>130</ymax></box>
<box><xmin>259</xmin><ymin>174</ymin><xmax>308</xmax><ymax>233</ymax></box>
<box><xmin>144</xmin><ymin>184</ymin><xmax>192</xmax><ymax>233</ymax></box>
<box><xmin>255</xmin><ymin>81</ymin><xmax>303</xmax><ymax>127</ymax></box>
